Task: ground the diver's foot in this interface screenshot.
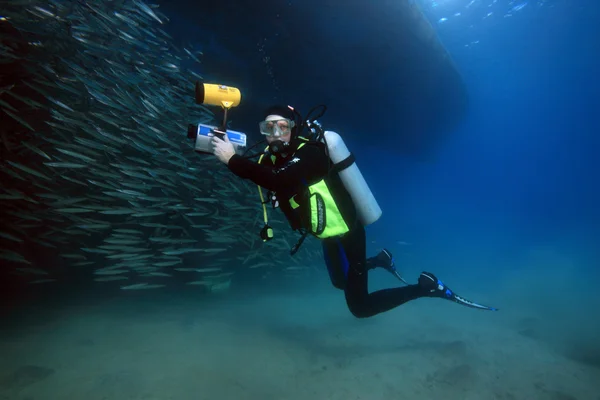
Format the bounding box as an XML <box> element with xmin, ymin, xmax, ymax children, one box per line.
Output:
<box><xmin>418</xmin><ymin>271</ymin><xmax>499</xmax><ymax>311</ymax></box>
<box><xmin>418</xmin><ymin>272</ymin><xmax>454</xmax><ymax>298</ymax></box>
<box><xmin>367</xmin><ymin>249</ymin><xmax>409</xmax><ymax>284</ymax></box>
<box><xmin>367</xmin><ymin>249</ymin><xmax>394</xmax><ymax>271</ymax></box>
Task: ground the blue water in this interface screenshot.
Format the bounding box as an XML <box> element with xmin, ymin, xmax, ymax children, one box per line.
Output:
<box><xmin>1</xmin><ymin>1</ymin><xmax>598</xmax><ymax>398</ymax></box>
<box><xmin>366</xmin><ymin>0</ymin><xmax>600</xmax><ymax>281</ymax></box>
<box><xmin>164</xmin><ymin>0</ymin><xmax>600</xmax><ymax>344</ymax></box>
<box><xmin>169</xmin><ymin>0</ymin><xmax>599</xmax><ymax>276</ymax></box>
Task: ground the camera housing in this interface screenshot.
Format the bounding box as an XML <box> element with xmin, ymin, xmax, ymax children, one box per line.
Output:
<box><xmin>187</xmin><ymin>123</ymin><xmax>247</xmax><ymax>155</ymax></box>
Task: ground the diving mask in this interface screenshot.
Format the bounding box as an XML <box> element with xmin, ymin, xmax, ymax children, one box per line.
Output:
<box><xmin>259</xmin><ymin>117</ymin><xmax>295</xmax><ymax>137</ymax></box>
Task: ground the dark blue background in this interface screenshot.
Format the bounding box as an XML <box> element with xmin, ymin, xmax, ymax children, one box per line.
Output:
<box><xmin>164</xmin><ymin>0</ymin><xmax>598</xmax><ymax>281</ymax></box>
<box><xmin>369</xmin><ymin>0</ymin><xmax>599</xmax><ymax>281</ymax></box>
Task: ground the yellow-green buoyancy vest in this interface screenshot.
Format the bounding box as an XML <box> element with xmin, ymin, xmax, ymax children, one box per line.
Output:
<box><xmin>257</xmin><ymin>140</ymin><xmax>350</xmax><ymax>239</ymax></box>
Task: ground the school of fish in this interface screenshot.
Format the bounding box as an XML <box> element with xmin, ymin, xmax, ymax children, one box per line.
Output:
<box><xmin>0</xmin><ymin>0</ymin><xmax>324</xmax><ymax>292</ymax></box>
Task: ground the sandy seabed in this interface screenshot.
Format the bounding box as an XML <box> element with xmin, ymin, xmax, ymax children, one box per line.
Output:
<box><xmin>1</xmin><ymin>284</ymin><xmax>599</xmax><ymax>400</ymax></box>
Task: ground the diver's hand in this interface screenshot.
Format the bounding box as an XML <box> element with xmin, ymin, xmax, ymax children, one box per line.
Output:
<box><xmin>212</xmin><ymin>134</ymin><xmax>235</xmax><ymax>165</ymax></box>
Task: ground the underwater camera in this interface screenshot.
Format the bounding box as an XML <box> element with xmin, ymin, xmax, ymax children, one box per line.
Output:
<box><xmin>187</xmin><ymin>82</ymin><xmax>247</xmax><ymax>155</ymax></box>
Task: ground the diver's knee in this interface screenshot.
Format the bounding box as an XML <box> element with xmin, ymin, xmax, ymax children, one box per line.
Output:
<box><xmin>346</xmin><ymin>300</ymin><xmax>371</xmax><ymax>319</ymax></box>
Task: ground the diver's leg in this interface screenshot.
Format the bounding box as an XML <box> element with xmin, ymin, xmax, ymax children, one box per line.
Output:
<box><xmin>322</xmin><ymin>237</ymin><xmax>349</xmax><ymax>290</ymax></box>
<box><xmin>343</xmin><ymin>225</ymin><xmax>429</xmax><ymax>318</ymax></box>
<box><xmin>342</xmin><ymin>226</ymin><xmax>370</xmax><ymax>316</ymax></box>
<box><xmin>346</xmin><ymin>275</ymin><xmax>426</xmax><ymax>318</ymax></box>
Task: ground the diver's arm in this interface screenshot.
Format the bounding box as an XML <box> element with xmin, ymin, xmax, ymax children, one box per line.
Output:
<box><xmin>227</xmin><ymin>145</ymin><xmax>329</xmax><ymax>192</ymax></box>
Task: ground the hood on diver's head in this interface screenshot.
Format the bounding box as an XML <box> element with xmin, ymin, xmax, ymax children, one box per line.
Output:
<box><xmin>263</xmin><ymin>104</ymin><xmax>297</xmax><ymax>136</ymax></box>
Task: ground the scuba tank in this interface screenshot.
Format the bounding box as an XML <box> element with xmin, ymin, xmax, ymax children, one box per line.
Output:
<box><xmin>320</xmin><ymin>129</ymin><xmax>382</xmax><ymax>226</ymax></box>
<box><xmin>302</xmin><ymin>110</ymin><xmax>382</xmax><ymax>226</ymax></box>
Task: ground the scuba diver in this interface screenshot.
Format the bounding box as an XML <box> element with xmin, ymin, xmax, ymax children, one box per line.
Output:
<box><xmin>211</xmin><ymin>105</ymin><xmax>497</xmax><ymax>318</ymax></box>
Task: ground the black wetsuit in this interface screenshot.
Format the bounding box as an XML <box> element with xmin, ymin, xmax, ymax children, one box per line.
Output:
<box><xmin>228</xmin><ymin>139</ymin><xmax>429</xmax><ymax>318</ymax></box>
